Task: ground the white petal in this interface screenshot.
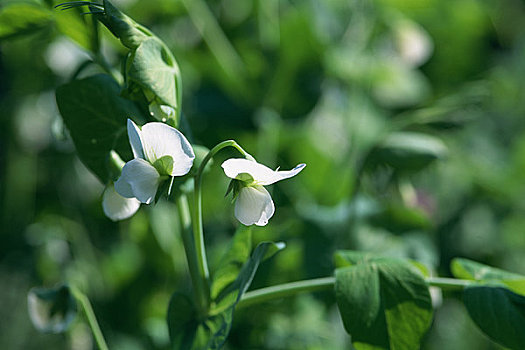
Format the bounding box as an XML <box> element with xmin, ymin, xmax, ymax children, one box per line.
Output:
<box><xmin>234</xmin><ymin>186</ymin><xmax>275</xmax><ymax>226</ymax></box>
<box><xmin>102</xmin><ymin>184</ymin><xmax>141</xmax><ymax>221</ymax></box>
<box><xmin>127</xmin><ymin>119</ymin><xmax>144</xmax><ymax>159</ymax></box>
<box><xmin>116</xmin><ymin>158</ymin><xmax>160</xmax><ymax>204</ymax></box>
<box><xmin>222</xmin><ymin>158</ymin><xmax>306</xmax><ymax>185</ymax></box>
<box><xmin>140</xmin><ymin>122</ymin><xmax>195</xmax><ymax>176</ymax></box>
<box><xmin>114</xmin><ymin>174</ymin><xmax>135</xmax><ymax>198</ymax></box>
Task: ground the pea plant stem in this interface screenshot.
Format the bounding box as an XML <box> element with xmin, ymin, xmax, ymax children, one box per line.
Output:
<box><xmin>427</xmin><ymin>277</ymin><xmax>472</xmax><ymax>291</ymax></box>
<box><xmin>71</xmin><ymin>287</ymin><xmax>109</xmax><ymax>350</ymax></box>
<box><xmin>189</xmin><ymin>140</ymin><xmax>254</xmax><ymax>313</ymax></box>
<box><xmin>237</xmin><ymin>277</ymin><xmax>336</xmax><ymax>308</ymax></box>
<box><xmin>236</xmin><ymin>276</ymin><xmax>473</xmax><ymax>308</ymax></box>
<box><xmin>176</xmin><ymin>194</ymin><xmax>209</xmax><ymax>316</ymax></box>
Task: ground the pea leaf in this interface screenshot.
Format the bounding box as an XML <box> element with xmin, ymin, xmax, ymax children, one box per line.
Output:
<box><xmin>167</xmin><ymin>292</ymin><xmax>232</xmax><ymax>350</ymax></box>
<box><xmin>334</xmin><ymin>250</ymin><xmax>431</xmax><ymax>277</ymax></box>
<box><xmin>451</xmin><ymin>258</ymin><xmax>525</xmax><ymax>295</ymax></box>
<box><xmin>27</xmin><ymin>285</ymin><xmax>77</xmax><ymax>334</ymax></box>
<box><xmin>368</xmin><ymin>132</ymin><xmax>447</xmax><ymax>173</ymax></box>
<box><xmin>0</xmin><ymin>3</ymin><xmax>53</xmax><ymax>41</ymax></box>
<box><xmin>56</xmin><ymin>74</ymin><xmax>143</xmax><ymax>183</ymax></box>
<box><xmin>463</xmin><ymin>285</ymin><xmax>525</xmax><ymax>350</ymax></box>
<box><xmin>212</xmin><ymin>240</ymin><xmax>285</xmax><ymax>314</ymax></box>
<box><xmin>167</xmin><ymin>238</ymin><xmax>285</xmax><ymax>349</ymax></box>
<box><xmin>126</xmin><ymin>37</ymin><xmax>180</xmax><ymax>110</ymax></box>
<box><xmin>211</xmin><ymin>225</ymin><xmax>253</xmax><ymax>300</ymax></box>
<box><xmin>54</xmin><ymin>5</ymin><xmax>94</xmax><ymax>50</ymax></box>
<box><xmin>335</xmin><ymin>255</ymin><xmax>433</xmax><ymax>350</ymax></box>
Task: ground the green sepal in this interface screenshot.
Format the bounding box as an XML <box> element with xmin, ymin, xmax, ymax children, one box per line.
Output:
<box><xmin>153</xmin><ymin>155</ymin><xmax>174</xmax><ymax>176</ymax></box>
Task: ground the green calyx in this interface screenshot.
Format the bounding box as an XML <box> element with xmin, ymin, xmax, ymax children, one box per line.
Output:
<box><xmin>152</xmin><ymin>155</ymin><xmax>174</xmax><ymax>176</ymax></box>
<box><xmin>225</xmin><ymin>173</ymin><xmax>255</xmax><ymax>201</ymax></box>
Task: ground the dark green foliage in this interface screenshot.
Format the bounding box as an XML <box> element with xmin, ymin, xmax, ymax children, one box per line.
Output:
<box><xmin>56</xmin><ymin>74</ymin><xmax>141</xmax><ymax>183</ymax></box>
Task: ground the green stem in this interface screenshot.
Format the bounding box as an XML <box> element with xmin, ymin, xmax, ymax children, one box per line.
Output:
<box><xmin>236</xmin><ymin>276</ymin><xmax>473</xmax><ymax>308</ymax></box>
<box><xmin>191</xmin><ymin>140</ymin><xmax>254</xmax><ymax>313</ymax></box>
<box><xmin>176</xmin><ymin>194</ymin><xmax>208</xmax><ymax>316</ymax></box>
<box><xmin>237</xmin><ymin>277</ymin><xmax>335</xmax><ymax>308</ymax></box>
<box><xmin>71</xmin><ymin>288</ymin><xmax>109</xmax><ymax>350</ymax></box>
<box><xmin>427</xmin><ymin>277</ymin><xmax>472</xmax><ymax>291</ymax></box>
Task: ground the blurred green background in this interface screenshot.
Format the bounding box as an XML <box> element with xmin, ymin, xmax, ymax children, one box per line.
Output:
<box><xmin>1</xmin><ymin>0</ymin><xmax>525</xmax><ymax>348</ymax></box>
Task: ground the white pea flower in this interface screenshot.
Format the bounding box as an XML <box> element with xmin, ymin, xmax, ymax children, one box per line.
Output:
<box><xmin>115</xmin><ymin>119</ymin><xmax>195</xmax><ymax>204</ymax></box>
<box><xmin>102</xmin><ymin>183</ymin><xmax>141</xmax><ymax>221</ymax></box>
<box><xmin>221</xmin><ymin>158</ymin><xmax>305</xmax><ymax>226</ymax></box>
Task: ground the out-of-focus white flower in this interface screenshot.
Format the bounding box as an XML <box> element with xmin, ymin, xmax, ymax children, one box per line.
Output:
<box><xmin>115</xmin><ymin>119</ymin><xmax>194</xmax><ymax>204</ymax></box>
<box><xmin>102</xmin><ymin>183</ymin><xmax>141</xmax><ymax>221</ymax></box>
<box><xmin>222</xmin><ymin>158</ymin><xmax>305</xmax><ymax>226</ymax></box>
<box><xmin>395</xmin><ymin>20</ymin><xmax>433</xmax><ymax>68</ymax></box>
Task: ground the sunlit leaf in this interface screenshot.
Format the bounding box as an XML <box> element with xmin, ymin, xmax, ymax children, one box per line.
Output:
<box><xmin>54</xmin><ymin>5</ymin><xmax>94</xmax><ymax>50</ymax></box>
<box><xmin>451</xmin><ymin>258</ymin><xmax>525</xmax><ymax>295</ymax></box>
<box><xmin>126</xmin><ymin>38</ymin><xmax>179</xmax><ymax>110</ymax></box>
<box><xmin>335</xmin><ymin>255</ymin><xmax>433</xmax><ymax>350</ymax></box>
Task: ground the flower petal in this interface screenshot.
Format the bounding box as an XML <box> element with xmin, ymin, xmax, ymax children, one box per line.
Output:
<box><xmin>116</xmin><ymin>158</ymin><xmax>160</xmax><ymax>204</ymax></box>
<box><xmin>140</xmin><ymin>122</ymin><xmax>195</xmax><ymax>176</ymax></box>
<box><xmin>234</xmin><ymin>185</ymin><xmax>275</xmax><ymax>226</ymax></box>
<box><xmin>127</xmin><ymin>119</ymin><xmax>144</xmax><ymax>159</ymax></box>
<box><xmin>222</xmin><ymin>158</ymin><xmax>306</xmax><ymax>185</ymax></box>
<box><xmin>102</xmin><ymin>183</ymin><xmax>141</xmax><ymax>221</ymax></box>
<box><xmin>114</xmin><ymin>173</ymin><xmax>135</xmax><ymax>198</ymax></box>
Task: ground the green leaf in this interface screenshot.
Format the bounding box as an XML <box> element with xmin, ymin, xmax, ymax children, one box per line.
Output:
<box><xmin>56</xmin><ymin>74</ymin><xmax>143</xmax><ymax>183</ymax></box>
<box><xmin>369</xmin><ymin>132</ymin><xmax>447</xmax><ymax>173</ymax></box>
<box><xmin>371</xmin><ymin>202</ymin><xmax>432</xmax><ymax>234</ymax></box>
<box><xmin>167</xmin><ymin>292</ymin><xmax>232</xmax><ymax>350</ymax></box>
<box><xmin>0</xmin><ymin>3</ymin><xmax>53</xmax><ymax>41</ymax></box>
<box><xmin>211</xmin><ymin>225</ymin><xmax>252</xmax><ymax>300</ymax></box>
<box><xmin>334</xmin><ymin>250</ymin><xmax>382</xmax><ymax>268</ymax></box>
<box><xmin>335</xmin><ymin>257</ymin><xmax>433</xmax><ymax>350</ymax></box>
<box><xmin>167</xmin><ymin>239</ymin><xmax>285</xmax><ymax>349</ymax></box>
<box><xmin>463</xmin><ymin>285</ymin><xmax>525</xmax><ymax>350</ymax></box>
<box><xmin>127</xmin><ymin>38</ymin><xmax>179</xmax><ymax>110</ymax></box>
<box><xmin>451</xmin><ymin>258</ymin><xmax>525</xmax><ymax>295</ymax></box>
<box><xmin>334</xmin><ymin>250</ymin><xmax>430</xmax><ymax>276</ymax></box>
<box><xmin>213</xmin><ymin>239</ymin><xmax>285</xmax><ymax>314</ymax></box>
<box><xmin>54</xmin><ymin>5</ymin><xmax>94</xmax><ymax>50</ymax></box>
<box><xmin>27</xmin><ymin>285</ymin><xmax>77</xmax><ymax>334</ymax></box>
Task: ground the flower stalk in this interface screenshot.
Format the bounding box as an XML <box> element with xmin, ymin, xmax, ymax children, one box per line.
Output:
<box><xmin>190</xmin><ymin>140</ymin><xmax>254</xmax><ymax>313</ymax></box>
